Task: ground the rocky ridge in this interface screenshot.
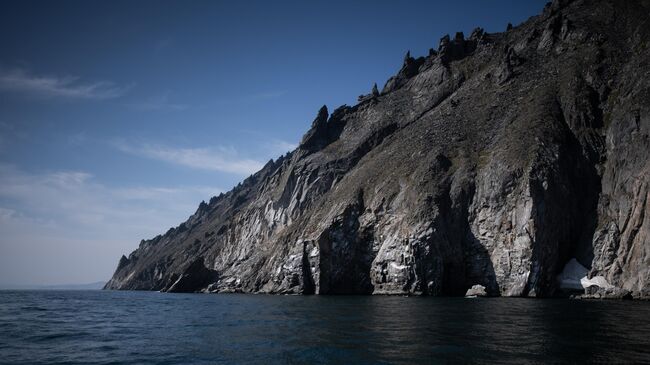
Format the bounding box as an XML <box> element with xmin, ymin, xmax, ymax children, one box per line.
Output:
<box><xmin>105</xmin><ymin>0</ymin><xmax>650</xmax><ymax>299</ymax></box>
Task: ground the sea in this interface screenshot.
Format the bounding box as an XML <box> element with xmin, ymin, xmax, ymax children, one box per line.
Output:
<box><xmin>1</xmin><ymin>290</ymin><xmax>649</xmax><ymax>364</ymax></box>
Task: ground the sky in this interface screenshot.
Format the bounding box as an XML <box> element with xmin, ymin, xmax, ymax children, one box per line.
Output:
<box><xmin>0</xmin><ymin>0</ymin><xmax>547</xmax><ymax>287</ymax></box>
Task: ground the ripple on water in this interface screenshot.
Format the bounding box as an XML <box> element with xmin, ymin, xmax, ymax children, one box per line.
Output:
<box><xmin>0</xmin><ymin>291</ymin><xmax>649</xmax><ymax>364</ymax></box>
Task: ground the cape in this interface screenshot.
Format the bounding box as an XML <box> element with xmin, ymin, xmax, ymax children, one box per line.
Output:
<box><xmin>105</xmin><ymin>0</ymin><xmax>650</xmax><ymax>299</ymax></box>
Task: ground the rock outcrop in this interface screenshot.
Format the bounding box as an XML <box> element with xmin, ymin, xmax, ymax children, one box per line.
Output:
<box><xmin>465</xmin><ymin>285</ymin><xmax>488</xmax><ymax>297</ymax></box>
<box><xmin>105</xmin><ymin>0</ymin><xmax>650</xmax><ymax>298</ymax></box>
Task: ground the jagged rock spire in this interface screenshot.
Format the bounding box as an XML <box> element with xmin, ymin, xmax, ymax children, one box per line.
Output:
<box><xmin>438</xmin><ymin>34</ymin><xmax>450</xmax><ymax>52</ymax></box>
<box><xmin>403</xmin><ymin>50</ymin><xmax>415</xmax><ymax>68</ymax></box>
<box><xmin>438</xmin><ymin>30</ymin><xmax>483</xmax><ymax>65</ymax></box>
<box><xmin>116</xmin><ymin>255</ymin><xmax>130</xmax><ymax>271</ymax></box>
<box><xmin>197</xmin><ymin>200</ymin><xmax>208</xmax><ymax>213</ymax></box>
<box><xmin>359</xmin><ymin>83</ymin><xmax>380</xmax><ymax>102</ymax></box>
<box><xmin>300</xmin><ymin>105</ymin><xmax>331</xmax><ymax>152</ymax></box>
<box><xmin>439</xmin><ymin>34</ymin><xmax>451</xmax><ymax>64</ymax></box>
<box><xmin>311</xmin><ymin>105</ymin><xmax>328</xmax><ymax>128</ymax></box>
<box><xmin>469</xmin><ymin>27</ymin><xmax>485</xmax><ymax>41</ymax></box>
<box><xmin>454</xmin><ymin>32</ymin><xmax>466</xmax><ymax>59</ymax></box>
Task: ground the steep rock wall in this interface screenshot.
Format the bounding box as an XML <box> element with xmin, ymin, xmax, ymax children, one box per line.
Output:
<box><xmin>105</xmin><ymin>0</ymin><xmax>650</xmax><ymax>298</ymax></box>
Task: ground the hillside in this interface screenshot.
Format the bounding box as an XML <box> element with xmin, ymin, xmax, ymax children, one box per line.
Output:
<box><xmin>105</xmin><ymin>0</ymin><xmax>650</xmax><ymax>298</ymax></box>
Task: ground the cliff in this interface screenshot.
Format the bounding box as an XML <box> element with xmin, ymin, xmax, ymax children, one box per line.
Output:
<box><xmin>105</xmin><ymin>0</ymin><xmax>650</xmax><ymax>298</ymax></box>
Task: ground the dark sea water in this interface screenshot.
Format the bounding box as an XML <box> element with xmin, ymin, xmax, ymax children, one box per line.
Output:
<box><xmin>1</xmin><ymin>291</ymin><xmax>649</xmax><ymax>364</ymax></box>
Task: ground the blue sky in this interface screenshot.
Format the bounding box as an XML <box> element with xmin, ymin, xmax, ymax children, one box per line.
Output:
<box><xmin>0</xmin><ymin>0</ymin><xmax>546</xmax><ymax>286</ymax></box>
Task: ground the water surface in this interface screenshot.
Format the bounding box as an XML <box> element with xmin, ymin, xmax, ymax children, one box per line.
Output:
<box><xmin>1</xmin><ymin>290</ymin><xmax>649</xmax><ymax>364</ymax></box>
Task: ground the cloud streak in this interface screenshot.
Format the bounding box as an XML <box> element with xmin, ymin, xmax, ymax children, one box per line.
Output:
<box><xmin>0</xmin><ymin>69</ymin><xmax>131</xmax><ymax>100</ymax></box>
<box><xmin>114</xmin><ymin>140</ymin><xmax>264</xmax><ymax>175</ymax></box>
<box><xmin>267</xmin><ymin>139</ymin><xmax>297</xmax><ymax>155</ymax></box>
<box><xmin>0</xmin><ymin>164</ymin><xmax>222</xmax><ymax>285</ymax></box>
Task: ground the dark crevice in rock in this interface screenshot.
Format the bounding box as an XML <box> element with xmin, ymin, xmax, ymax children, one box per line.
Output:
<box><xmin>301</xmin><ymin>241</ymin><xmax>315</xmax><ymax>295</ymax></box>
<box><xmin>317</xmin><ymin>191</ymin><xmax>374</xmax><ymax>294</ymax></box>
<box><xmin>163</xmin><ymin>257</ymin><xmax>218</xmax><ymax>293</ymax></box>
<box><xmin>526</xmin><ymin>99</ymin><xmax>603</xmax><ymax>296</ymax></box>
<box><xmin>455</xmin><ymin>182</ymin><xmax>501</xmax><ymax>296</ymax></box>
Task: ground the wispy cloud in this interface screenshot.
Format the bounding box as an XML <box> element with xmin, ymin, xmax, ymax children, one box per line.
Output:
<box><xmin>0</xmin><ymin>206</ymin><xmax>17</xmax><ymax>221</ymax></box>
<box><xmin>113</xmin><ymin>140</ymin><xmax>264</xmax><ymax>175</ymax></box>
<box><xmin>129</xmin><ymin>91</ymin><xmax>188</xmax><ymax>111</ymax></box>
<box><xmin>266</xmin><ymin>139</ymin><xmax>297</xmax><ymax>155</ymax></box>
<box><xmin>0</xmin><ymin>68</ymin><xmax>132</xmax><ymax>100</ymax></box>
<box><xmin>0</xmin><ymin>164</ymin><xmax>222</xmax><ymax>285</ymax></box>
<box><xmin>66</xmin><ymin>131</ymin><xmax>88</xmax><ymax>146</ymax></box>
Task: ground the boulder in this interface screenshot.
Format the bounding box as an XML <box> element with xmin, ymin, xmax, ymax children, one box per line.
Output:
<box><xmin>465</xmin><ymin>284</ymin><xmax>487</xmax><ymax>297</ymax></box>
<box><xmin>582</xmin><ymin>286</ymin><xmax>633</xmax><ymax>300</ymax></box>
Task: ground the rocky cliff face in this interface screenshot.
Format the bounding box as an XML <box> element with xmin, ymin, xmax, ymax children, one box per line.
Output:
<box><xmin>105</xmin><ymin>0</ymin><xmax>650</xmax><ymax>298</ymax></box>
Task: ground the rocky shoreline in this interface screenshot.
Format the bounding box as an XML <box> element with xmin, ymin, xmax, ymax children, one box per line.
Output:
<box><xmin>106</xmin><ymin>0</ymin><xmax>650</xmax><ymax>299</ymax></box>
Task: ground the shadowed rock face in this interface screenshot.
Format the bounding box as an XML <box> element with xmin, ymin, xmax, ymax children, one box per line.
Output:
<box><xmin>163</xmin><ymin>257</ymin><xmax>218</xmax><ymax>293</ymax></box>
<box><xmin>105</xmin><ymin>0</ymin><xmax>650</xmax><ymax>298</ymax></box>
